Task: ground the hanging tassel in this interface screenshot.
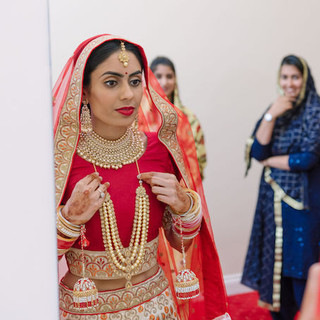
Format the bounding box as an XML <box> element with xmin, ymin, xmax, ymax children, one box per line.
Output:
<box><xmin>73</xmin><ymin>225</ymin><xmax>99</xmax><ymax>310</ymax></box>
<box><xmin>175</xmin><ymin>269</ymin><xmax>200</xmax><ymax>300</ymax></box>
<box><xmin>73</xmin><ymin>277</ymin><xmax>99</xmax><ymax>309</ymax></box>
<box><xmin>174</xmin><ymin>217</ymin><xmax>200</xmax><ymax>300</ymax></box>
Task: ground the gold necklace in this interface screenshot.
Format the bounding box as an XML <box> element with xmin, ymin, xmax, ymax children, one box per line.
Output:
<box><xmin>78</xmin><ymin>127</ymin><xmax>149</xmax><ymax>288</ymax></box>
<box><xmin>93</xmin><ymin>161</ymin><xmax>149</xmax><ymax>289</ymax></box>
<box><xmin>77</xmin><ymin>126</ymin><xmax>144</xmax><ymax>169</ymax></box>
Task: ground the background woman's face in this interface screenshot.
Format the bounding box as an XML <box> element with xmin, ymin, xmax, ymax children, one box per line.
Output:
<box><xmin>83</xmin><ymin>50</ymin><xmax>143</xmax><ymax>133</ymax></box>
<box><xmin>153</xmin><ymin>64</ymin><xmax>176</xmax><ymax>99</ymax></box>
<box><xmin>279</xmin><ymin>64</ymin><xmax>303</xmax><ymax>99</ymax></box>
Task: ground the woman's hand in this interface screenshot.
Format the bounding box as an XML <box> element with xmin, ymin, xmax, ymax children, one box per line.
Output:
<box><xmin>61</xmin><ymin>172</ymin><xmax>109</xmax><ymax>225</ymax></box>
<box><xmin>260</xmin><ymin>155</ymin><xmax>290</xmax><ymax>170</ymax></box>
<box><xmin>138</xmin><ymin>172</ymin><xmax>190</xmax><ymax>213</ymax></box>
<box><xmin>268</xmin><ymin>96</ymin><xmax>295</xmax><ymax>119</ymax></box>
<box><xmin>256</xmin><ymin>96</ymin><xmax>295</xmax><ymax>145</ymax></box>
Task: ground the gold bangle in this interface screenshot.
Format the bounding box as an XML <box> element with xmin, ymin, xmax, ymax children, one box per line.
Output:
<box><xmin>57</xmin><ymin>220</ymin><xmax>80</xmax><ymax>238</ymax></box>
<box><xmin>57</xmin><ymin>234</ymin><xmax>78</xmax><ymax>242</ymax></box>
<box><xmin>57</xmin><ymin>205</ymin><xmax>81</xmax><ymax>231</ymax></box>
<box><xmin>180</xmin><ymin>189</ymin><xmax>200</xmax><ymax>216</ymax></box>
<box><xmin>169</xmin><ymin>189</ymin><xmax>196</xmax><ymax>216</ymax></box>
<box><xmin>170</xmin><ymin>189</ymin><xmax>201</xmax><ymax>218</ymax></box>
<box><xmin>56</xmin><ymin>206</ymin><xmax>81</xmax><ymax>239</ymax></box>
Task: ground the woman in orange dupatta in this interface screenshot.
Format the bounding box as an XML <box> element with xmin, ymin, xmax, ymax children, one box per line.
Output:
<box><xmin>53</xmin><ymin>34</ymin><xmax>230</xmax><ymax>320</ymax></box>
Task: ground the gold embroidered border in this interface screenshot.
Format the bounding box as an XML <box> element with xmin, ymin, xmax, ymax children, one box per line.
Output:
<box><xmin>149</xmin><ymin>87</ymin><xmax>189</xmax><ymax>187</ymax></box>
<box><xmin>59</xmin><ymin>267</ymin><xmax>171</xmax><ymax>314</ymax></box>
<box><xmin>66</xmin><ymin>237</ymin><xmax>159</xmax><ymax>280</ymax></box>
<box><xmin>245</xmin><ymin>136</ymin><xmax>254</xmax><ymax>176</ymax></box>
<box><xmin>264</xmin><ymin>167</ymin><xmax>304</xmax><ymax>311</ymax></box>
<box><xmin>296</xmin><ymin>57</ymin><xmax>308</xmax><ymax>106</ymax></box>
<box><xmin>54</xmin><ymin>35</ymin><xmax>116</xmax><ymax>208</ymax></box>
<box><xmin>258</xmin><ymin>299</ymin><xmax>280</xmax><ymax>312</ymax></box>
<box><xmin>58</xmin><ymin>248</ymin><xmax>70</xmax><ymax>256</ymax></box>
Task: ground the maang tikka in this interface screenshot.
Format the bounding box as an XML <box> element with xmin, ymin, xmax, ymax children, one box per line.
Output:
<box><xmin>118</xmin><ymin>41</ymin><xmax>129</xmax><ymax>67</ymax></box>
<box><xmin>80</xmin><ymin>101</ymin><xmax>92</xmax><ymax>133</ymax></box>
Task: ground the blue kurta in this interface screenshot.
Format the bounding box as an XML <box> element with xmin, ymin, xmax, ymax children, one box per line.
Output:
<box><xmin>242</xmin><ymin>137</ymin><xmax>320</xmax><ymax>306</ymax></box>
<box><xmin>242</xmin><ymin>60</ymin><xmax>320</xmax><ymax>309</ymax></box>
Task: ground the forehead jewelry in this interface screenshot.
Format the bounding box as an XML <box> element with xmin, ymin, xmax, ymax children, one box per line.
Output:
<box><xmin>118</xmin><ymin>41</ymin><xmax>129</xmax><ymax>67</ymax></box>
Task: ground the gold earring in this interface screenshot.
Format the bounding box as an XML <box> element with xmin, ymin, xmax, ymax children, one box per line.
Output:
<box><xmin>132</xmin><ymin>114</ymin><xmax>139</xmax><ymax>130</ymax></box>
<box><xmin>80</xmin><ymin>101</ymin><xmax>92</xmax><ymax>133</ymax></box>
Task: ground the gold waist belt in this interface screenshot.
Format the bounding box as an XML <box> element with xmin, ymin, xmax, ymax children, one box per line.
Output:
<box><xmin>66</xmin><ymin>236</ymin><xmax>159</xmax><ymax>280</ymax></box>
<box><xmin>59</xmin><ymin>268</ymin><xmax>174</xmax><ymax>316</ymax></box>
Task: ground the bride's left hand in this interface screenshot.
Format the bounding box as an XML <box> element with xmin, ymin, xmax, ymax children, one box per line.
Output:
<box><xmin>138</xmin><ymin>172</ymin><xmax>190</xmax><ymax>213</ymax></box>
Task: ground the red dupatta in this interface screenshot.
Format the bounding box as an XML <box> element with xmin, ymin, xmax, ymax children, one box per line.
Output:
<box><xmin>53</xmin><ymin>34</ymin><xmax>229</xmax><ymax>320</ymax></box>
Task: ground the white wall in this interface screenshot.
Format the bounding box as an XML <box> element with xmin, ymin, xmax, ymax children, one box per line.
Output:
<box><xmin>0</xmin><ymin>0</ymin><xmax>58</xmax><ymax>318</ymax></box>
<box><xmin>49</xmin><ymin>0</ymin><xmax>320</xmax><ymax>277</ymax></box>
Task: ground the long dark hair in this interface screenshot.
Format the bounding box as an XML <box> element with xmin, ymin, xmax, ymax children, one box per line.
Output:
<box><xmin>83</xmin><ymin>40</ymin><xmax>144</xmax><ymax>87</ymax></box>
<box><xmin>150</xmin><ymin>56</ymin><xmax>175</xmax><ymax>75</ymax></box>
<box><xmin>280</xmin><ymin>55</ymin><xmax>304</xmax><ymax>74</ymax></box>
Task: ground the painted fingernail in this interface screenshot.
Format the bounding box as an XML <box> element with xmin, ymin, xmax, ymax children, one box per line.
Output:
<box><xmin>137</xmin><ymin>174</ymin><xmax>141</xmax><ymax>179</ymax></box>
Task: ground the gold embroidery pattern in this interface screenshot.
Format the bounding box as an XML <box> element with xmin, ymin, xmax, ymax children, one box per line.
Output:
<box><xmin>59</xmin><ymin>268</ymin><xmax>178</xmax><ymax>319</ymax></box>
<box><xmin>54</xmin><ymin>35</ymin><xmax>115</xmax><ymax>207</ymax></box>
<box><xmin>296</xmin><ymin>57</ymin><xmax>308</xmax><ymax>106</ymax></box>
<box><xmin>245</xmin><ymin>136</ymin><xmax>254</xmax><ymax>176</ymax></box>
<box><xmin>264</xmin><ymin>167</ymin><xmax>304</xmax><ymax>311</ymax></box>
<box><xmin>66</xmin><ymin>237</ymin><xmax>159</xmax><ymax>279</ymax></box>
<box><xmin>149</xmin><ymin>87</ymin><xmax>188</xmax><ymax>187</ymax></box>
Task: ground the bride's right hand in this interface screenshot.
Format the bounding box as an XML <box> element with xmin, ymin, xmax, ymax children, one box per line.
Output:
<box><xmin>61</xmin><ymin>172</ymin><xmax>109</xmax><ymax>225</ymax></box>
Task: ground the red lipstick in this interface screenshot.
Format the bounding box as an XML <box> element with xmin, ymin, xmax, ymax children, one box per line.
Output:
<box><xmin>116</xmin><ymin>106</ymin><xmax>135</xmax><ymax>116</ymax></box>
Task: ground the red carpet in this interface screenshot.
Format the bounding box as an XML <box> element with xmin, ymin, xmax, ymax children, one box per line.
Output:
<box><xmin>228</xmin><ymin>291</ymin><xmax>271</xmax><ymax>319</ymax></box>
<box><xmin>228</xmin><ymin>291</ymin><xmax>300</xmax><ymax>320</ymax></box>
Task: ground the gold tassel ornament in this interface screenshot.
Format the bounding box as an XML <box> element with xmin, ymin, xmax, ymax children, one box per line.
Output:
<box><xmin>73</xmin><ymin>225</ymin><xmax>99</xmax><ymax>310</ymax></box>
<box><xmin>174</xmin><ymin>217</ymin><xmax>200</xmax><ymax>300</ymax></box>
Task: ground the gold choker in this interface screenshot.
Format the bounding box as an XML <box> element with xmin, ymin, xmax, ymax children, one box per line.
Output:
<box><xmin>77</xmin><ymin>127</ymin><xmax>144</xmax><ymax>169</ymax></box>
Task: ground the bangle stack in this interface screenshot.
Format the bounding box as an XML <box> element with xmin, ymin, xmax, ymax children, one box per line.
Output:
<box><xmin>57</xmin><ymin>206</ymin><xmax>81</xmax><ymax>239</ymax></box>
<box><xmin>170</xmin><ymin>189</ymin><xmax>202</xmax><ymax>240</ymax></box>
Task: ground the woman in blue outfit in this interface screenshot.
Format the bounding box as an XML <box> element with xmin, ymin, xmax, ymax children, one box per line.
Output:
<box><xmin>242</xmin><ymin>55</ymin><xmax>320</xmax><ymax>320</ymax></box>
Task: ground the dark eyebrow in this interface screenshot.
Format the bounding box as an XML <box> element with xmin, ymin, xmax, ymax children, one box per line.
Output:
<box><xmin>130</xmin><ymin>71</ymin><xmax>142</xmax><ymax>77</ymax></box>
<box><xmin>100</xmin><ymin>70</ymin><xmax>142</xmax><ymax>78</ymax></box>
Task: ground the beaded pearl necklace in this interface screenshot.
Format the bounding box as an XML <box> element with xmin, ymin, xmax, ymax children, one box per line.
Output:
<box><xmin>80</xmin><ymin>126</ymin><xmax>149</xmax><ymax>289</ymax></box>
<box><xmin>97</xmin><ymin>161</ymin><xmax>149</xmax><ymax>288</ymax></box>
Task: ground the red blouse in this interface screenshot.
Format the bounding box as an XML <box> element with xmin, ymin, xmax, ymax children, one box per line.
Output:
<box><xmin>62</xmin><ymin>132</ymin><xmax>175</xmax><ymax>250</ymax></box>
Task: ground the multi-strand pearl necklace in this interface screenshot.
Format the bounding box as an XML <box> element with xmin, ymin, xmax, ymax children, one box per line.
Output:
<box><xmin>77</xmin><ymin>127</ymin><xmax>150</xmax><ymax>288</ymax></box>
<box><xmin>77</xmin><ymin>126</ymin><xmax>144</xmax><ymax>169</ymax></box>
<box><xmin>99</xmin><ymin>176</ymin><xmax>149</xmax><ymax>288</ymax></box>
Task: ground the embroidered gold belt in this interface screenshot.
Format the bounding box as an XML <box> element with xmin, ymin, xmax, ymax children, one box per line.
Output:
<box><xmin>65</xmin><ymin>236</ymin><xmax>159</xmax><ymax>279</ymax></box>
<box><xmin>59</xmin><ymin>267</ymin><xmax>176</xmax><ymax>316</ymax></box>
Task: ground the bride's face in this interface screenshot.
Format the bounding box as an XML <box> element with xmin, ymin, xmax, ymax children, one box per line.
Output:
<box><xmin>83</xmin><ymin>50</ymin><xmax>143</xmax><ymax>138</ymax></box>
